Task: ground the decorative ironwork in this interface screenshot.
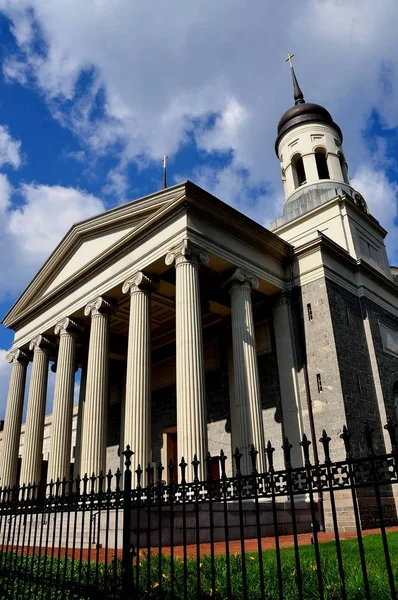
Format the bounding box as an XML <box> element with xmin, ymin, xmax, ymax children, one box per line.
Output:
<box><xmin>0</xmin><ymin>420</ymin><xmax>397</xmax><ymax>599</ymax></box>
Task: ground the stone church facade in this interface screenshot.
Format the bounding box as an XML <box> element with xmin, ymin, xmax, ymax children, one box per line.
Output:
<box><xmin>1</xmin><ymin>65</ymin><xmax>397</xmax><ymax>527</ymax></box>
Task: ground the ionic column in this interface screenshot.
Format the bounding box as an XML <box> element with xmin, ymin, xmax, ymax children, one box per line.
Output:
<box><xmin>73</xmin><ymin>361</ymin><xmax>87</xmax><ymax>479</ymax></box>
<box><xmin>20</xmin><ymin>336</ymin><xmax>54</xmax><ymax>485</ymax></box>
<box><xmin>1</xmin><ymin>349</ymin><xmax>31</xmax><ymax>487</ymax></box>
<box><xmin>224</xmin><ymin>269</ymin><xmax>266</xmax><ymax>475</ymax></box>
<box><xmin>166</xmin><ymin>239</ymin><xmax>209</xmax><ymax>481</ymax></box>
<box><xmin>122</xmin><ymin>272</ymin><xmax>159</xmax><ymax>482</ymax></box>
<box><xmin>80</xmin><ymin>297</ymin><xmax>117</xmax><ymax>478</ymax></box>
<box><xmin>47</xmin><ymin>318</ymin><xmax>82</xmax><ymax>483</ymax></box>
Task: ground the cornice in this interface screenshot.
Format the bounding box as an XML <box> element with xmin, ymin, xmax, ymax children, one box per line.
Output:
<box><xmin>4</xmin><ymin>181</ymin><xmax>292</xmax><ymax>331</ymax></box>
<box><xmin>3</xmin><ymin>190</ymin><xmax>188</xmax><ymax>329</ymax></box>
<box><xmin>293</xmin><ymin>232</ymin><xmax>398</xmax><ymax>315</ymax></box>
<box><xmin>184</xmin><ymin>181</ymin><xmax>291</xmax><ymax>263</ymax></box>
<box><xmin>274</xmin><ymin>193</ymin><xmax>387</xmax><ymax>238</ymax></box>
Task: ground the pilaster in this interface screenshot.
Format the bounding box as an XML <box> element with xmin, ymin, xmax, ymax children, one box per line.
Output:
<box><xmin>272</xmin><ymin>291</ymin><xmax>303</xmax><ymax>467</ymax></box>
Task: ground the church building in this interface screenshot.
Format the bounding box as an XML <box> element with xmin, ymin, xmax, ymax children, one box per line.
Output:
<box><xmin>1</xmin><ymin>62</ymin><xmax>398</xmax><ymax>499</ymax></box>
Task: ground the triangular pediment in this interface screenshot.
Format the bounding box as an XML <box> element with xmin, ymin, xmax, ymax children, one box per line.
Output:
<box><xmin>3</xmin><ymin>183</ymin><xmax>188</xmax><ymax>327</ymax></box>
<box><xmin>41</xmin><ymin>223</ymin><xmax>138</xmax><ymax>297</ymax></box>
<box><xmin>3</xmin><ymin>180</ymin><xmax>291</xmax><ymax>331</ymax></box>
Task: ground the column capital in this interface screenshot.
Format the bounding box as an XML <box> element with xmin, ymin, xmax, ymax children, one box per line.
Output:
<box><xmin>54</xmin><ymin>317</ymin><xmax>84</xmax><ymax>337</ymax></box>
<box><xmin>84</xmin><ymin>296</ymin><xmax>118</xmax><ymax>318</ymax></box>
<box><xmin>29</xmin><ymin>335</ymin><xmax>55</xmax><ymax>354</ymax></box>
<box><xmin>5</xmin><ymin>348</ymin><xmax>31</xmax><ymax>365</ymax></box>
<box><xmin>273</xmin><ymin>290</ymin><xmax>291</xmax><ymax>308</ymax></box>
<box><xmin>165</xmin><ymin>238</ymin><xmax>209</xmax><ymax>268</ymax></box>
<box><xmin>122</xmin><ymin>272</ymin><xmax>160</xmax><ymax>295</ymax></box>
<box><xmin>223</xmin><ymin>268</ymin><xmax>259</xmax><ymax>293</ymax></box>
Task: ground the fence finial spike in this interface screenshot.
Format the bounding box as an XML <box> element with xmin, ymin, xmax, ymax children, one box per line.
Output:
<box><xmin>340</xmin><ymin>425</ymin><xmax>352</xmax><ymax>458</ymax></box>
<box><xmin>362</xmin><ymin>421</ymin><xmax>375</xmax><ymax>455</ymax></box>
<box><xmin>266</xmin><ymin>440</ymin><xmax>275</xmax><ymax>471</ymax></box>
<box><xmin>122</xmin><ymin>445</ymin><xmax>134</xmax><ymax>469</ymax></box>
<box><xmin>319</xmin><ymin>429</ymin><xmax>331</xmax><ymax>463</ymax></box>
<box><xmin>233</xmin><ymin>447</ymin><xmax>243</xmax><ymax>476</ymax></box>
<box><xmin>248</xmin><ymin>444</ymin><xmax>258</xmax><ymax>474</ymax></box>
<box><xmin>282</xmin><ymin>437</ymin><xmax>293</xmax><ymax>469</ymax></box>
<box><xmin>300</xmin><ymin>433</ymin><xmax>311</xmax><ymax>466</ymax></box>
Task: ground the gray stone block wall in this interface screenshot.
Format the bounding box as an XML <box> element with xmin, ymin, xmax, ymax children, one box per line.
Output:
<box><xmin>325</xmin><ymin>280</ymin><xmax>384</xmax><ymax>455</ymax></box>
<box><xmin>294</xmin><ymin>279</ymin><xmax>347</xmax><ymax>462</ymax></box>
<box><xmin>363</xmin><ymin>296</ymin><xmax>398</xmax><ymax>424</ymax></box>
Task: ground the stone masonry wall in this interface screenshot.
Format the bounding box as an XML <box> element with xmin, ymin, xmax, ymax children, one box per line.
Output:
<box><xmin>326</xmin><ymin>279</ymin><xmax>384</xmax><ymax>455</ymax></box>
<box><xmin>363</xmin><ymin>296</ymin><xmax>398</xmax><ymax>424</ymax></box>
<box><xmin>296</xmin><ymin>278</ymin><xmax>347</xmax><ymax>462</ymax></box>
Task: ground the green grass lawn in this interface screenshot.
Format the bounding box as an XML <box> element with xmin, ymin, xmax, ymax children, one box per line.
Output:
<box><xmin>0</xmin><ymin>531</ymin><xmax>397</xmax><ymax>599</ymax></box>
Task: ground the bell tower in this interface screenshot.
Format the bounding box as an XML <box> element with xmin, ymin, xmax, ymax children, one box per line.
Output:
<box><xmin>270</xmin><ymin>55</ymin><xmax>392</xmax><ymax>280</ymax></box>
<box><xmin>277</xmin><ymin>54</ymin><xmax>350</xmax><ymax>203</ymax></box>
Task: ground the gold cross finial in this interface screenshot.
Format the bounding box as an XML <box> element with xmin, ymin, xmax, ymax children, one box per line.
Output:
<box><xmin>285</xmin><ymin>53</ymin><xmax>295</xmax><ymax>68</ymax></box>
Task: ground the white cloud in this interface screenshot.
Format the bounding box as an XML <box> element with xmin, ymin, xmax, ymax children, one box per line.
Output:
<box><xmin>0</xmin><ymin>126</ymin><xmax>21</xmax><ymax>169</ymax></box>
<box><xmin>0</xmin><ymin>176</ymin><xmax>106</xmax><ymax>300</ymax></box>
<box><xmin>351</xmin><ymin>165</ymin><xmax>398</xmax><ymax>263</ymax></box>
<box><xmin>0</xmin><ymin>0</ymin><xmax>397</xmax><ymax>251</ymax></box>
<box><xmin>0</xmin><ymin>348</ymin><xmax>10</xmax><ymax>419</ymax></box>
<box><xmin>8</xmin><ymin>183</ymin><xmax>105</xmax><ymax>263</ymax></box>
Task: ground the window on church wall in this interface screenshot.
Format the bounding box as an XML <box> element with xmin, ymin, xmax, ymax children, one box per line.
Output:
<box><xmin>292</xmin><ymin>154</ymin><xmax>306</xmax><ymax>188</ymax></box>
<box><xmin>394</xmin><ymin>381</ymin><xmax>398</xmax><ymax>411</ymax></box>
<box><xmin>307</xmin><ymin>303</ymin><xmax>313</xmax><ymax>321</ymax></box>
<box><xmin>338</xmin><ymin>153</ymin><xmax>350</xmax><ymax>184</ymax></box>
<box><xmin>314</xmin><ymin>148</ymin><xmax>330</xmax><ymax>180</ymax></box>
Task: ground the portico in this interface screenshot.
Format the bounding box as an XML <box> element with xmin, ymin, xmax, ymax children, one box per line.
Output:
<box><xmin>0</xmin><ymin>181</ymin><xmax>302</xmax><ymax>486</ymax></box>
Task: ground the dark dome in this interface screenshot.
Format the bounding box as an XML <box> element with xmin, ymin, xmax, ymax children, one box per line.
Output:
<box><xmin>275</xmin><ymin>102</ymin><xmax>343</xmax><ymax>155</ymax></box>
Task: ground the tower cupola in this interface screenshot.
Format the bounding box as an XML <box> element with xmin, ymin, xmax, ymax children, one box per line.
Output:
<box><xmin>270</xmin><ymin>56</ymin><xmax>392</xmax><ymax>282</ymax></box>
<box><xmin>276</xmin><ymin>55</ymin><xmax>351</xmax><ymax>206</ymax></box>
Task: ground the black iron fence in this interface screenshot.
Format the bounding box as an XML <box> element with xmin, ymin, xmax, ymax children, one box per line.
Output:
<box><xmin>0</xmin><ymin>420</ymin><xmax>397</xmax><ymax>599</ymax></box>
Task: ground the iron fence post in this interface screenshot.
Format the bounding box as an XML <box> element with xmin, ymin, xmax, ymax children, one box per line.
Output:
<box><xmin>122</xmin><ymin>446</ymin><xmax>134</xmax><ymax>600</ymax></box>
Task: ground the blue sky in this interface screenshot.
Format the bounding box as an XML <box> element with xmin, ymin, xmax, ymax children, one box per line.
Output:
<box><xmin>0</xmin><ymin>0</ymin><xmax>398</xmax><ymax>418</ymax></box>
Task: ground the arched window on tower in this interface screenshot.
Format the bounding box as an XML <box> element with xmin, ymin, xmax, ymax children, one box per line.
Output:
<box><xmin>338</xmin><ymin>152</ymin><xmax>350</xmax><ymax>184</ymax></box>
<box><xmin>292</xmin><ymin>154</ymin><xmax>306</xmax><ymax>188</ymax></box>
<box><xmin>314</xmin><ymin>148</ymin><xmax>330</xmax><ymax>180</ymax></box>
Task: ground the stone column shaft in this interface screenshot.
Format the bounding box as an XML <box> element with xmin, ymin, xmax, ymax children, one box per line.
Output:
<box><xmin>20</xmin><ymin>336</ymin><xmax>53</xmax><ymax>485</ymax></box>
<box><xmin>80</xmin><ymin>297</ymin><xmax>116</xmax><ymax>478</ymax></box>
<box><xmin>73</xmin><ymin>362</ymin><xmax>87</xmax><ymax>479</ymax></box>
<box><xmin>1</xmin><ymin>350</ymin><xmax>30</xmax><ymax>488</ymax></box>
<box><xmin>166</xmin><ymin>239</ymin><xmax>209</xmax><ymax>481</ymax></box>
<box><xmin>47</xmin><ymin>318</ymin><xmax>82</xmax><ymax>483</ymax></box>
<box><xmin>225</xmin><ymin>269</ymin><xmax>265</xmax><ymax>475</ymax></box>
<box><xmin>123</xmin><ymin>272</ymin><xmax>159</xmax><ymax>483</ymax></box>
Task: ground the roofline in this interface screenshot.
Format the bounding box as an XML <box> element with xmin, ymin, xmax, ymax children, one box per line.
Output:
<box><xmin>1</xmin><ymin>182</ymin><xmax>188</xmax><ymax>326</ymax></box>
<box><xmin>2</xmin><ymin>181</ymin><xmax>291</xmax><ymax>330</ymax></box>
<box><xmin>294</xmin><ymin>231</ymin><xmax>398</xmax><ymax>296</ymax></box>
